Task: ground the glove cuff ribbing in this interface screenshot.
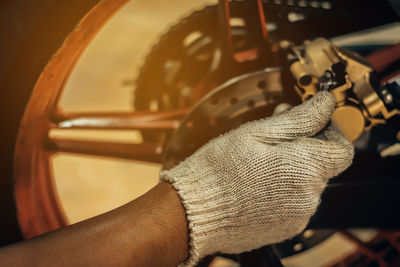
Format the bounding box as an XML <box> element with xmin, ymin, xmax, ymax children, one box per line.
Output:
<box><xmin>160</xmin><ymin>169</ymin><xmax>233</xmax><ymax>267</ymax></box>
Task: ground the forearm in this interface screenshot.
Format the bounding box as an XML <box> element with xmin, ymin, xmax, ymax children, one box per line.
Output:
<box><xmin>0</xmin><ymin>182</ymin><xmax>188</xmax><ymax>267</ymax></box>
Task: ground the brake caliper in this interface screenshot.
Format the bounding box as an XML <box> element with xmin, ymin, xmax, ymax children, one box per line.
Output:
<box><xmin>288</xmin><ymin>38</ymin><xmax>399</xmax><ymax>141</ymax></box>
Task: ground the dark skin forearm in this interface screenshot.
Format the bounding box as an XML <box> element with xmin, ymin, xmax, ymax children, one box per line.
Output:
<box><xmin>0</xmin><ymin>182</ymin><xmax>188</xmax><ymax>266</ymax></box>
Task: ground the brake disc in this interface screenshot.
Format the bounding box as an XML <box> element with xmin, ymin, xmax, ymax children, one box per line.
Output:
<box><xmin>162</xmin><ymin>68</ymin><xmax>284</xmax><ymax>169</ymax></box>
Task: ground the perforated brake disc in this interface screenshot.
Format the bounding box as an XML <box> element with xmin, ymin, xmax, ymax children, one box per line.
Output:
<box><xmin>162</xmin><ymin>68</ymin><xmax>284</xmax><ymax>169</ymax></box>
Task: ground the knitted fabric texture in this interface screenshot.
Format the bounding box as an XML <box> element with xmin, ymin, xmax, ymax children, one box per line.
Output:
<box><xmin>160</xmin><ymin>92</ymin><xmax>354</xmax><ymax>266</ymax></box>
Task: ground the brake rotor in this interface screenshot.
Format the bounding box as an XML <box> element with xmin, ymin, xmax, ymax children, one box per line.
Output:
<box><xmin>162</xmin><ymin>68</ymin><xmax>283</xmax><ymax>169</ymax></box>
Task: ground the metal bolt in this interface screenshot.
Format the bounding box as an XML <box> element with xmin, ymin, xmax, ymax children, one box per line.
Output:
<box><xmin>318</xmin><ymin>70</ymin><xmax>336</xmax><ymax>91</ymax></box>
<box><xmin>293</xmin><ymin>243</ymin><xmax>303</xmax><ymax>252</ymax></box>
<box><xmin>382</xmin><ymin>89</ymin><xmax>393</xmax><ymax>104</ymax></box>
<box><xmin>303</xmin><ymin>229</ymin><xmax>314</xmax><ymax>239</ymax></box>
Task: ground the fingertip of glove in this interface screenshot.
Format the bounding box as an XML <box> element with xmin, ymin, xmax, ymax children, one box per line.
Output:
<box><xmin>285</xmin><ymin>92</ymin><xmax>336</xmax><ymax>136</ymax></box>
<box><xmin>241</xmin><ymin>92</ymin><xmax>337</xmax><ymax>141</ymax></box>
<box><xmin>310</xmin><ymin>91</ymin><xmax>336</xmax><ymax>114</ymax></box>
<box><xmin>304</xmin><ymin>92</ymin><xmax>336</xmax><ymax>131</ymax></box>
<box><xmin>324</xmin><ymin>139</ymin><xmax>355</xmax><ymax>178</ymax></box>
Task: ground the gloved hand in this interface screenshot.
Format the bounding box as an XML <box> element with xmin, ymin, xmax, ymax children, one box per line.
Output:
<box><xmin>160</xmin><ymin>92</ymin><xmax>354</xmax><ymax>266</ymax></box>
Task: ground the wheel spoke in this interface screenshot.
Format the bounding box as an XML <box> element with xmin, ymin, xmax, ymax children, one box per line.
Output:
<box><xmin>52</xmin><ymin>109</ymin><xmax>187</xmax><ymax>131</ymax></box>
<box><xmin>48</xmin><ymin>136</ymin><xmax>163</xmax><ymax>163</ymax></box>
<box><xmin>217</xmin><ymin>0</ymin><xmax>269</xmax><ymax>59</ymax></box>
<box><xmin>48</xmin><ymin>110</ymin><xmax>187</xmax><ymax>162</ymax></box>
<box><xmin>218</xmin><ymin>0</ymin><xmax>235</xmax><ymax>59</ymax></box>
<box><xmin>217</xmin><ymin>0</ymin><xmax>271</xmax><ymax>81</ymax></box>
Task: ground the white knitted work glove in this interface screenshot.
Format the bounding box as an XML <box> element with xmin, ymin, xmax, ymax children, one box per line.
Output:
<box><xmin>160</xmin><ymin>92</ymin><xmax>354</xmax><ymax>266</ymax></box>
